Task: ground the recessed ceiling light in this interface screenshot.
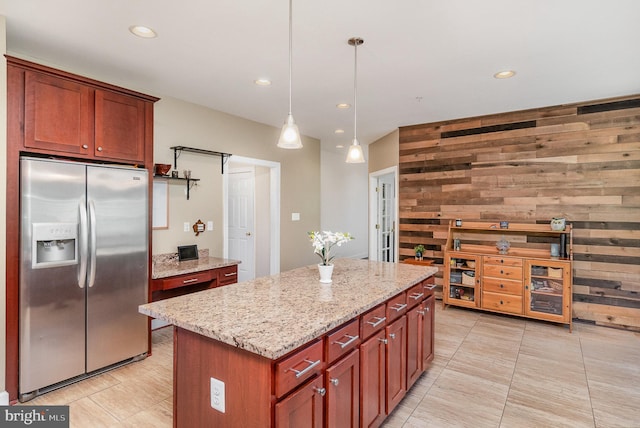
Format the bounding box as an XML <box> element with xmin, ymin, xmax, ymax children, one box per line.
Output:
<box><xmin>334</xmin><ymin>129</ymin><xmax>345</xmax><ymax>134</ymax></box>
<box><xmin>254</xmin><ymin>79</ymin><xmax>272</xmax><ymax>86</ymax></box>
<box><xmin>494</xmin><ymin>70</ymin><xmax>516</xmax><ymax>79</ymax></box>
<box><xmin>336</xmin><ymin>144</ymin><xmax>344</xmax><ymax>149</ymax></box>
<box><xmin>336</xmin><ymin>103</ymin><xmax>351</xmax><ymax>109</ymax></box>
<box><xmin>129</xmin><ymin>25</ymin><xmax>157</xmax><ymax>38</ymax></box>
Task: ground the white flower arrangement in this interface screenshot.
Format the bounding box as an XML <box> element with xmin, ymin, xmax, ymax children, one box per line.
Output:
<box><xmin>308</xmin><ymin>231</ymin><xmax>354</xmax><ymax>266</ymax></box>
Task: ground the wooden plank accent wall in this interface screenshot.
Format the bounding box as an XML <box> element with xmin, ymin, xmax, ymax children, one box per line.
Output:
<box><xmin>398</xmin><ymin>94</ymin><xmax>640</xmax><ymax>330</ymax></box>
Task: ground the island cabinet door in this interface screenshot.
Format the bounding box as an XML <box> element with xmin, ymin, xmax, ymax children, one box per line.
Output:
<box><xmin>360</xmin><ymin>330</ymin><xmax>386</xmax><ymax>428</ymax></box>
<box><xmin>421</xmin><ymin>294</ymin><xmax>435</xmax><ymax>369</ymax></box>
<box><xmin>325</xmin><ymin>349</ymin><xmax>360</xmax><ymax>428</ymax></box>
<box><xmin>275</xmin><ymin>375</ymin><xmax>324</xmax><ymax>428</ymax></box>
<box><xmin>385</xmin><ymin>316</ymin><xmax>407</xmax><ymax>415</ymax></box>
<box><xmin>406</xmin><ymin>305</ymin><xmax>422</xmax><ymax>389</ymax></box>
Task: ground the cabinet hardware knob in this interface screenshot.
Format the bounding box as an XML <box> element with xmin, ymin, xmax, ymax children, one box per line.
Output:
<box><xmin>500</xmin><ymin>300</ymin><xmax>504</xmax><ymax>305</ymax></box>
<box><xmin>82</xmin><ymin>144</ymin><xmax>88</xmax><ymax>149</ymax></box>
<box><xmin>426</xmin><ymin>307</ymin><xmax>430</xmax><ymax>312</ymax></box>
<box><xmin>389</xmin><ymin>333</ymin><xmax>396</xmax><ymax>340</ymax></box>
<box><xmin>500</xmin><ymin>270</ymin><xmax>504</xmax><ymax>274</ymax></box>
<box><xmin>97</xmin><ymin>146</ymin><xmax>103</xmax><ymax>152</ymax></box>
<box><xmin>182</xmin><ymin>278</ymin><xmax>199</xmax><ymax>284</ymax></box>
<box><xmin>330</xmin><ymin>378</ymin><xmax>339</xmax><ymax>386</ymax></box>
<box><xmin>314</xmin><ymin>387</ymin><xmax>326</xmax><ymax>397</ymax></box>
<box><xmin>378</xmin><ymin>338</ymin><xmax>388</xmax><ymax>344</ymax></box>
<box><xmin>246</xmin><ymin>232</ymin><xmax>252</xmax><ymax>236</ymax></box>
<box><xmin>500</xmin><ymin>284</ymin><xmax>504</xmax><ymax>288</ymax></box>
<box><xmin>417</xmin><ymin>310</ymin><xmax>425</xmax><ymax>315</ymax></box>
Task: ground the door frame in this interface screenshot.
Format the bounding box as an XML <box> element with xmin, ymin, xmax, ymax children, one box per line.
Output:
<box><xmin>369</xmin><ymin>166</ymin><xmax>398</xmax><ymax>262</ymax></box>
<box><xmin>223</xmin><ymin>155</ymin><xmax>281</xmax><ymax>275</ymax></box>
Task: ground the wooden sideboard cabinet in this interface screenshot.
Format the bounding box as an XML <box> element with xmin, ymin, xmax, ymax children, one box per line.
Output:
<box><xmin>443</xmin><ymin>220</ymin><xmax>573</xmax><ymax>330</ymax></box>
<box><xmin>9</xmin><ymin>56</ymin><xmax>156</xmax><ymax>165</ymax></box>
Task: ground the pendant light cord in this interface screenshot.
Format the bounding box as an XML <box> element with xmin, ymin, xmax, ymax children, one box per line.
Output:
<box><xmin>353</xmin><ymin>39</ymin><xmax>358</xmax><ymax>142</ymax></box>
<box><xmin>288</xmin><ymin>0</ymin><xmax>293</xmax><ymax>116</ymax></box>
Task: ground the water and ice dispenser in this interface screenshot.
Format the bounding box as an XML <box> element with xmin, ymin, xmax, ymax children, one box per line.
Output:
<box><xmin>32</xmin><ymin>223</ymin><xmax>78</xmax><ymax>268</ymax></box>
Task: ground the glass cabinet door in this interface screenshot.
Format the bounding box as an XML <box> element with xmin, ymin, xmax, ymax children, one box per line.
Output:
<box><xmin>524</xmin><ymin>260</ymin><xmax>571</xmax><ymax>323</ymax></box>
<box><xmin>445</xmin><ymin>253</ymin><xmax>480</xmax><ymax>308</ymax></box>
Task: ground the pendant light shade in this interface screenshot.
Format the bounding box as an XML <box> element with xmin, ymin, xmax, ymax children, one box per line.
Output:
<box><xmin>277</xmin><ymin>0</ymin><xmax>303</xmax><ymax>149</ymax></box>
<box><xmin>346</xmin><ymin>37</ymin><xmax>365</xmax><ymax>163</ymax></box>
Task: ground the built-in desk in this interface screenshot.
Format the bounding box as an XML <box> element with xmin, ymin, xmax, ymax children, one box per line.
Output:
<box><xmin>151</xmin><ymin>252</ymin><xmax>240</xmax><ymax>302</ymax></box>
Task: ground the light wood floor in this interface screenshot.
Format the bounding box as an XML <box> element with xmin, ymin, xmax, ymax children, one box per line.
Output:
<box><xmin>21</xmin><ymin>304</ymin><xmax>640</xmax><ymax>427</ymax></box>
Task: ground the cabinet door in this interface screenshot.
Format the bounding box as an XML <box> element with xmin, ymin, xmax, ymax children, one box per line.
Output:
<box><xmin>275</xmin><ymin>375</ymin><xmax>324</xmax><ymax>428</ymax></box>
<box><xmin>444</xmin><ymin>253</ymin><xmax>481</xmax><ymax>308</ymax></box>
<box><xmin>421</xmin><ymin>294</ymin><xmax>435</xmax><ymax>369</ymax></box>
<box><xmin>385</xmin><ymin>316</ymin><xmax>407</xmax><ymax>415</ymax></box>
<box><xmin>360</xmin><ymin>331</ymin><xmax>386</xmax><ymax>428</ymax></box>
<box><xmin>406</xmin><ymin>305</ymin><xmax>422</xmax><ymax>389</ymax></box>
<box><xmin>95</xmin><ymin>89</ymin><xmax>146</xmax><ymax>163</ymax></box>
<box><xmin>524</xmin><ymin>260</ymin><xmax>572</xmax><ymax>324</ymax></box>
<box><xmin>326</xmin><ymin>350</ymin><xmax>359</xmax><ymax>428</ymax></box>
<box><xmin>24</xmin><ymin>71</ymin><xmax>93</xmax><ymax>155</ymax></box>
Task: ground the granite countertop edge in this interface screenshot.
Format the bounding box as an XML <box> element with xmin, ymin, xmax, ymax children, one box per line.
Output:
<box><xmin>140</xmin><ymin>259</ymin><xmax>437</xmax><ymax>360</ymax></box>
<box><xmin>152</xmin><ymin>256</ymin><xmax>241</xmax><ymax>280</ymax></box>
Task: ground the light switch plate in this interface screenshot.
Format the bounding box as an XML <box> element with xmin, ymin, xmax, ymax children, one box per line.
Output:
<box><xmin>207</xmin><ymin>221</ymin><xmax>213</xmax><ymax>231</ymax></box>
<box><xmin>183</xmin><ymin>222</ymin><xmax>190</xmax><ymax>232</ymax></box>
<box><xmin>210</xmin><ymin>377</ymin><xmax>225</xmax><ymax>413</ymax></box>
<box><xmin>291</xmin><ymin>212</ymin><xmax>300</xmax><ymax>221</ymax></box>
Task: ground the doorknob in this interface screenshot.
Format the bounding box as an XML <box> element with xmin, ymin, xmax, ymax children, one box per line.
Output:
<box><xmin>246</xmin><ymin>232</ymin><xmax>252</xmax><ymax>236</ymax></box>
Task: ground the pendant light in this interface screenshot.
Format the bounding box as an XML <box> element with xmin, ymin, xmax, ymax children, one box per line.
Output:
<box><xmin>277</xmin><ymin>0</ymin><xmax>303</xmax><ymax>149</ymax></box>
<box><xmin>346</xmin><ymin>37</ymin><xmax>365</xmax><ymax>163</ymax></box>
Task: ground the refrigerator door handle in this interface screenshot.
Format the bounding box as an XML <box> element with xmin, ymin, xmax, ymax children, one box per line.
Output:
<box><xmin>88</xmin><ymin>200</ymin><xmax>97</xmax><ymax>288</ymax></box>
<box><xmin>78</xmin><ymin>201</ymin><xmax>89</xmax><ymax>288</ymax></box>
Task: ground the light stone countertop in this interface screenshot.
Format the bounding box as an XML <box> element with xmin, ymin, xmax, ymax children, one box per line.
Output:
<box><xmin>139</xmin><ymin>258</ymin><xmax>437</xmax><ymax>360</ymax></box>
<box><xmin>152</xmin><ymin>250</ymin><xmax>240</xmax><ymax>279</ymax></box>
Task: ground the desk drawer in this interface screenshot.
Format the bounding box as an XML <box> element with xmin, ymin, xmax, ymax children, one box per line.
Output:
<box><xmin>159</xmin><ymin>270</ymin><xmax>214</xmax><ymax>291</ymax></box>
<box><xmin>217</xmin><ymin>265</ymin><xmax>238</xmax><ymax>286</ymax></box>
<box><xmin>275</xmin><ymin>340</ymin><xmax>324</xmax><ymax>399</ymax></box>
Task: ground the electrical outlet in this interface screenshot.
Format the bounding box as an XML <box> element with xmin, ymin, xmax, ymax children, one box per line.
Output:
<box><xmin>292</xmin><ymin>212</ymin><xmax>300</xmax><ymax>221</ymax></box>
<box><xmin>210</xmin><ymin>377</ymin><xmax>225</xmax><ymax>413</ymax></box>
<box><xmin>207</xmin><ymin>221</ymin><xmax>213</xmax><ymax>231</ymax></box>
<box><xmin>183</xmin><ymin>222</ymin><xmax>190</xmax><ymax>232</ymax></box>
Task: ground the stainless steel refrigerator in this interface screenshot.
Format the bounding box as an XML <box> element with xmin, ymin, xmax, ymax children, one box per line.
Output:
<box><xmin>19</xmin><ymin>157</ymin><xmax>149</xmax><ymax>400</ymax></box>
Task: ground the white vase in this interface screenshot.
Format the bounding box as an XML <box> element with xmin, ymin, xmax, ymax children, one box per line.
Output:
<box><xmin>318</xmin><ymin>263</ymin><xmax>334</xmax><ymax>283</ymax></box>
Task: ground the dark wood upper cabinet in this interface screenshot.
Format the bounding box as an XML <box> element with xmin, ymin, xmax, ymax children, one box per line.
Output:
<box><xmin>94</xmin><ymin>89</ymin><xmax>145</xmax><ymax>163</ymax></box>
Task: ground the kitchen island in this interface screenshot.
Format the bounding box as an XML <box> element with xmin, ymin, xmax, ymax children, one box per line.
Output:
<box><xmin>139</xmin><ymin>258</ymin><xmax>437</xmax><ymax>427</ymax></box>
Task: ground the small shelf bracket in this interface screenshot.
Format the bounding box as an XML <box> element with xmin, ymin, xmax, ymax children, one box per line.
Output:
<box><xmin>170</xmin><ymin>146</ymin><xmax>232</xmax><ymax>174</ymax></box>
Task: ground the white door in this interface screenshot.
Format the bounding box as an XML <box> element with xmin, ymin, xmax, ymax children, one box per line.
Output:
<box><xmin>377</xmin><ymin>173</ymin><xmax>396</xmax><ymax>262</ymax></box>
<box><xmin>228</xmin><ymin>168</ymin><xmax>255</xmax><ymax>282</ymax></box>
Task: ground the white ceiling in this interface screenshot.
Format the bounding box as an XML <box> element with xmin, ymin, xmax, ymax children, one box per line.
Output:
<box><xmin>1</xmin><ymin>0</ymin><xmax>639</xmax><ymax>152</ymax></box>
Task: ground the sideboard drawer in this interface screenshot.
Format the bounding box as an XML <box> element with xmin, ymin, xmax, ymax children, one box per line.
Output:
<box><xmin>326</xmin><ymin>319</ymin><xmax>360</xmax><ymax>365</ymax></box>
<box><xmin>483</xmin><ymin>256</ymin><xmax>523</xmax><ymax>267</ymax></box>
<box><xmin>361</xmin><ymin>303</ymin><xmax>387</xmax><ymax>340</ymax></box>
<box><xmin>275</xmin><ymin>340</ymin><xmax>324</xmax><ymax>399</ymax></box>
<box><xmin>483</xmin><ymin>264</ymin><xmax>523</xmax><ymax>281</ymax></box>
<box><xmin>159</xmin><ymin>270</ymin><xmax>214</xmax><ymax>291</ymax></box>
<box><xmin>482</xmin><ymin>291</ymin><xmax>523</xmax><ymax>315</ymax></box>
<box><xmin>217</xmin><ymin>265</ymin><xmax>238</xmax><ymax>286</ymax></box>
<box><xmin>483</xmin><ymin>277</ymin><xmax>522</xmax><ymax>296</ymax></box>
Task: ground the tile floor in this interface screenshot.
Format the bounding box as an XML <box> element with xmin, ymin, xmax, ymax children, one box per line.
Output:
<box><xmin>21</xmin><ymin>304</ymin><xmax>640</xmax><ymax>427</ymax></box>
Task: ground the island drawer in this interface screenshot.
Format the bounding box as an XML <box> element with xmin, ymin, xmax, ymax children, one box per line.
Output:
<box><xmin>386</xmin><ymin>292</ymin><xmax>408</xmax><ymax>322</ymax></box>
<box><xmin>326</xmin><ymin>319</ymin><xmax>360</xmax><ymax>364</ymax></box>
<box><xmin>407</xmin><ymin>283</ymin><xmax>426</xmax><ymax>308</ymax></box>
<box><xmin>157</xmin><ymin>270</ymin><xmax>214</xmax><ymax>291</ymax></box>
<box><xmin>360</xmin><ymin>303</ymin><xmax>387</xmax><ymax>340</ymax></box>
<box><xmin>275</xmin><ymin>340</ymin><xmax>324</xmax><ymax>399</ymax></box>
<box><xmin>217</xmin><ymin>265</ymin><xmax>238</xmax><ymax>286</ymax></box>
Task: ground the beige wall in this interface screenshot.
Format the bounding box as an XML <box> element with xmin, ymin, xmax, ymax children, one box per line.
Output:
<box><xmin>368</xmin><ymin>129</ymin><xmax>399</xmax><ymax>173</ymax></box>
<box><xmin>152</xmin><ymin>96</ymin><xmax>321</xmax><ymax>271</ymax></box>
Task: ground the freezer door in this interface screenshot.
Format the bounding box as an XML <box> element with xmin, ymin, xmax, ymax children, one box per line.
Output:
<box><xmin>86</xmin><ymin>165</ymin><xmax>149</xmax><ymax>372</ymax></box>
<box><xmin>20</xmin><ymin>158</ymin><xmax>87</xmax><ymax>394</ymax></box>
